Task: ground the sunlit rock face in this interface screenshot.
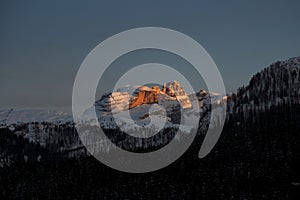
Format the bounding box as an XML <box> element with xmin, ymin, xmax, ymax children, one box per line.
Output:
<box><xmin>163</xmin><ymin>81</ymin><xmax>192</xmax><ymax>109</ymax></box>
<box><xmin>96</xmin><ymin>81</ymin><xmax>192</xmax><ymax>115</ymax></box>
<box><xmin>129</xmin><ymin>86</ymin><xmax>161</xmax><ymax>108</ymax></box>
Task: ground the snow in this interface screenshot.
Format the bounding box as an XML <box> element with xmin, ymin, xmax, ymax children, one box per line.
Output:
<box><xmin>0</xmin><ymin>109</ymin><xmax>72</xmax><ymax>125</ymax></box>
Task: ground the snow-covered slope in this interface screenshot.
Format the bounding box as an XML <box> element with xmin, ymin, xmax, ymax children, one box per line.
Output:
<box><xmin>0</xmin><ymin>109</ymin><xmax>72</xmax><ymax>126</ymax></box>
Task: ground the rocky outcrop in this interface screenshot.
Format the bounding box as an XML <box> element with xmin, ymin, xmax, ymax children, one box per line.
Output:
<box><xmin>96</xmin><ymin>81</ymin><xmax>192</xmax><ymax>114</ymax></box>
<box><xmin>163</xmin><ymin>81</ymin><xmax>192</xmax><ymax>109</ymax></box>
<box><xmin>129</xmin><ymin>86</ymin><xmax>161</xmax><ymax>108</ymax></box>
<box><xmin>97</xmin><ymin>92</ymin><xmax>130</xmax><ymax>113</ymax></box>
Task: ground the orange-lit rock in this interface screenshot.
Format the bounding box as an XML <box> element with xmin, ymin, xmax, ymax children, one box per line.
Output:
<box><xmin>129</xmin><ymin>86</ymin><xmax>161</xmax><ymax>108</ymax></box>
<box><xmin>97</xmin><ymin>81</ymin><xmax>192</xmax><ymax>114</ymax></box>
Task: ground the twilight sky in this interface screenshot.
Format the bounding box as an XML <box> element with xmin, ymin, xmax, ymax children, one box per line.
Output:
<box><xmin>1</xmin><ymin>0</ymin><xmax>300</xmax><ymax>111</ymax></box>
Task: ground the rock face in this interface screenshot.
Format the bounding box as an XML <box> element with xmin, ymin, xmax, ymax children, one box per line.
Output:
<box><xmin>163</xmin><ymin>81</ymin><xmax>192</xmax><ymax>109</ymax></box>
<box><xmin>96</xmin><ymin>81</ymin><xmax>192</xmax><ymax>114</ymax></box>
<box><xmin>96</xmin><ymin>92</ymin><xmax>130</xmax><ymax>113</ymax></box>
<box><xmin>129</xmin><ymin>86</ymin><xmax>161</xmax><ymax>108</ymax></box>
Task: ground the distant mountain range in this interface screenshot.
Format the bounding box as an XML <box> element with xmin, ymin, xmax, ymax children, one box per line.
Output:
<box><xmin>0</xmin><ymin>56</ymin><xmax>299</xmax><ymax>150</ymax></box>
<box><xmin>2</xmin><ymin>56</ymin><xmax>300</xmax><ymax>129</ymax></box>
<box><xmin>1</xmin><ymin>56</ymin><xmax>299</xmax><ymax>199</ymax></box>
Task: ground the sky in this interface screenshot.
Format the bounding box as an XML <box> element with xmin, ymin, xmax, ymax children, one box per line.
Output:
<box><xmin>1</xmin><ymin>0</ymin><xmax>300</xmax><ymax>112</ymax></box>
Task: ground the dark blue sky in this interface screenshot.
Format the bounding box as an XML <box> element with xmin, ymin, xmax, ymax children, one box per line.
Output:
<box><xmin>1</xmin><ymin>0</ymin><xmax>300</xmax><ymax>111</ymax></box>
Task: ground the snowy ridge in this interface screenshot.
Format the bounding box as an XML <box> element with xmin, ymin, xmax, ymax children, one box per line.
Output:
<box><xmin>0</xmin><ymin>109</ymin><xmax>72</xmax><ymax>126</ymax></box>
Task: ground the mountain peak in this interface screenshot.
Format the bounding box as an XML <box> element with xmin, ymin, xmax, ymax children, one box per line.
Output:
<box><xmin>232</xmin><ymin>56</ymin><xmax>300</xmax><ymax>115</ymax></box>
<box><xmin>97</xmin><ymin>80</ymin><xmax>192</xmax><ymax>114</ymax></box>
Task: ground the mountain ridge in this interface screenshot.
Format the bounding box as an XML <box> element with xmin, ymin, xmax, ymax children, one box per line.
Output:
<box><xmin>1</xmin><ymin>56</ymin><xmax>300</xmax><ymax>151</ymax></box>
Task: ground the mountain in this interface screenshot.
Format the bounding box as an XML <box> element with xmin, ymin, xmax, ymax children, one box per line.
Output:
<box><xmin>87</xmin><ymin>80</ymin><xmax>200</xmax><ymax>135</ymax></box>
<box><xmin>1</xmin><ymin>57</ymin><xmax>300</xmax><ymax>155</ymax></box>
<box><xmin>0</xmin><ymin>56</ymin><xmax>299</xmax><ymax>199</ymax></box>
<box><xmin>227</xmin><ymin>56</ymin><xmax>300</xmax><ymax>121</ymax></box>
<box><xmin>245</xmin><ymin>56</ymin><xmax>300</xmax><ymax>106</ymax></box>
<box><xmin>0</xmin><ymin>80</ymin><xmax>219</xmax><ymax>159</ymax></box>
<box><xmin>2</xmin><ymin>56</ymin><xmax>300</xmax><ymax>155</ymax></box>
<box><xmin>96</xmin><ymin>80</ymin><xmax>192</xmax><ymax>115</ymax></box>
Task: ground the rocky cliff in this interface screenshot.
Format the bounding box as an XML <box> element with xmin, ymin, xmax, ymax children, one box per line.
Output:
<box><xmin>97</xmin><ymin>81</ymin><xmax>192</xmax><ymax>115</ymax></box>
<box><xmin>96</xmin><ymin>92</ymin><xmax>130</xmax><ymax>114</ymax></box>
<box><xmin>163</xmin><ymin>81</ymin><xmax>192</xmax><ymax>109</ymax></box>
<box><xmin>129</xmin><ymin>85</ymin><xmax>161</xmax><ymax>108</ymax></box>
